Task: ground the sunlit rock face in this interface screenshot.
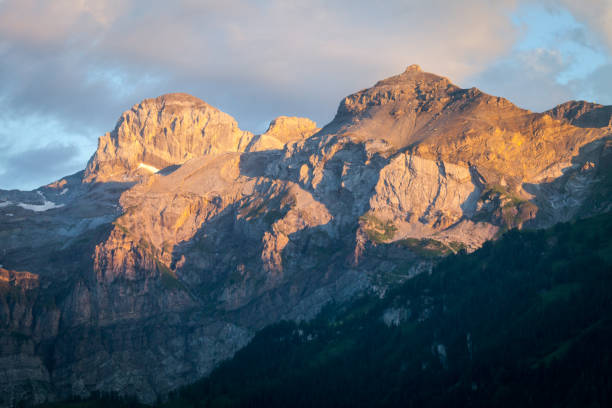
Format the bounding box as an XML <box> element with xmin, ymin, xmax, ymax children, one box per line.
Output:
<box><xmin>246</xmin><ymin>116</ymin><xmax>320</xmax><ymax>152</ymax></box>
<box><xmin>263</xmin><ymin>116</ymin><xmax>319</xmax><ymax>143</ymax></box>
<box><xmin>84</xmin><ymin>93</ymin><xmax>255</xmax><ymax>183</ymax></box>
<box><xmin>0</xmin><ymin>66</ymin><xmax>611</xmax><ymax>406</ymax></box>
<box><xmin>309</xmin><ymin>64</ymin><xmax>611</xmax><ymax>242</ymax></box>
<box><xmin>547</xmin><ymin>100</ymin><xmax>612</xmax><ymax>128</ymax></box>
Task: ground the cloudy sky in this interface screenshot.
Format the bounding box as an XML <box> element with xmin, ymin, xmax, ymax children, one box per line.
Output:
<box><xmin>1</xmin><ymin>0</ymin><xmax>611</xmax><ymax>190</ymax></box>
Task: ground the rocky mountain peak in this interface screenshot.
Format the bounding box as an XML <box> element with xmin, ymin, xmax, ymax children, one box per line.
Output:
<box><xmin>404</xmin><ymin>63</ymin><xmax>422</xmax><ymax>72</ymax></box>
<box><xmin>144</xmin><ymin>92</ymin><xmax>208</xmax><ymax>106</ymax></box>
<box><xmin>331</xmin><ymin>66</ymin><xmax>460</xmax><ymax>130</ymax></box>
<box><xmin>373</xmin><ymin>64</ymin><xmax>451</xmax><ymax>89</ymax></box>
<box><xmin>245</xmin><ymin>116</ymin><xmax>319</xmax><ymax>152</ymax></box>
<box><xmin>134</xmin><ymin>93</ymin><xmax>211</xmax><ymax>114</ymax></box>
<box><xmin>264</xmin><ymin>116</ymin><xmax>319</xmax><ymax>142</ymax></box>
<box><xmin>83</xmin><ymin>93</ymin><xmax>254</xmax><ymax>183</ymax></box>
<box><xmin>320</xmin><ymin>65</ymin><xmax>607</xmax><ymax>188</ymax></box>
<box><xmin>546</xmin><ymin>100</ymin><xmax>612</xmax><ymax>128</ymax></box>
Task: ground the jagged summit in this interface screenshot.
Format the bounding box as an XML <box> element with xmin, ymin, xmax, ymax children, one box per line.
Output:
<box><xmin>372</xmin><ymin>63</ymin><xmax>452</xmax><ymax>89</ymax></box>
<box><xmin>318</xmin><ymin>66</ymin><xmax>608</xmax><ymax>187</ymax></box>
<box><xmin>326</xmin><ymin>66</ymin><xmax>514</xmax><ymax>152</ymax></box>
<box><xmin>245</xmin><ymin>116</ymin><xmax>319</xmax><ymax>152</ymax></box>
<box><xmin>404</xmin><ymin>63</ymin><xmax>422</xmax><ymax>72</ymax></box>
<box><xmin>332</xmin><ymin>65</ymin><xmax>462</xmax><ymax>126</ymax></box>
<box><xmin>547</xmin><ymin>100</ymin><xmax>612</xmax><ymax>128</ymax></box>
<box><xmin>83</xmin><ymin>93</ymin><xmax>325</xmax><ymax>182</ymax></box>
<box><xmin>148</xmin><ymin>92</ymin><xmax>207</xmax><ymax>104</ymax></box>
<box><xmin>136</xmin><ymin>93</ymin><xmax>211</xmax><ymax>113</ymax></box>
<box><xmin>84</xmin><ymin>93</ymin><xmax>254</xmax><ymax>183</ymax></box>
<box><xmin>263</xmin><ymin>116</ymin><xmax>319</xmax><ymax>142</ymax></box>
<box><xmin>154</xmin><ymin>92</ymin><xmax>207</xmax><ymax>104</ymax></box>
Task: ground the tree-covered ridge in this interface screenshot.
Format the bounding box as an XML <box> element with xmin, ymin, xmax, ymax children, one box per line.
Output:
<box><xmin>41</xmin><ymin>211</ymin><xmax>612</xmax><ymax>408</ymax></box>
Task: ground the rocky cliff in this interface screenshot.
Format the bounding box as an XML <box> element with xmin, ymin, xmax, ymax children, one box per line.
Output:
<box><xmin>0</xmin><ymin>66</ymin><xmax>610</xmax><ymax>406</ymax></box>
<box><xmin>84</xmin><ymin>93</ymin><xmax>254</xmax><ymax>183</ymax></box>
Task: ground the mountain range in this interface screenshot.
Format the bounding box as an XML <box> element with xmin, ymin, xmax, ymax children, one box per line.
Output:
<box><xmin>1</xmin><ymin>65</ymin><xmax>611</xmax><ymax>407</ymax></box>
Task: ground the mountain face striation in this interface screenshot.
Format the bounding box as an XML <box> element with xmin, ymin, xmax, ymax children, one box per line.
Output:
<box><xmin>0</xmin><ymin>65</ymin><xmax>611</xmax><ymax>406</ymax></box>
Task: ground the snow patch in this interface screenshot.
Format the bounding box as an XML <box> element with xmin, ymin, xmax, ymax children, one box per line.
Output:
<box><xmin>138</xmin><ymin>163</ymin><xmax>160</xmax><ymax>173</ymax></box>
<box><xmin>60</xmin><ymin>188</ymin><xmax>69</xmax><ymax>195</ymax></box>
<box><xmin>0</xmin><ymin>201</ymin><xmax>12</xmax><ymax>208</ymax></box>
<box><xmin>15</xmin><ymin>192</ymin><xmax>65</xmax><ymax>212</ymax></box>
<box><xmin>17</xmin><ymin>201</ymin><xmax>65</xmax><ymax>212</ymax></box>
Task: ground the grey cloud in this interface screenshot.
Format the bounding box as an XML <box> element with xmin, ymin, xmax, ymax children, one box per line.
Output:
<box><xmin>0</xmin><ymin>143</ymin><xmax>84</xmax><ymax>191</ymax></box>
<box><xmin>469</xmin><ymin>49</ymin><xmax>574</xmax><ymax>112</ymax></box>
<box><xmin>569</xmin><ymin>63</ymin><xmax>612</xmax><ymax>105</ymax></box>
<box><xmin>0</xmin><ymin>45</ymin><xmax>159</xmax><ymax>135</ymax></box>
<box><xmin>554</xmin><ymin>0</ymin><xmax>612</xmax><ymax>53</ymax></box>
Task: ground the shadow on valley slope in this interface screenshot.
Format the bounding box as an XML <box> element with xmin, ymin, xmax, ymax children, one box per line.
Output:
<box><xmin>523</xmin><ymin>136</ymin><xmax>612</xmax><ymax>229</ymax></box>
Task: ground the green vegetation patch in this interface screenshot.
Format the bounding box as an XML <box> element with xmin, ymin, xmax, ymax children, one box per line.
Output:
<box><xmin>360</xmin><ymin>213</ymin><xmax>397</xmax><ymax>243</ymax></box>
<box><xmin>482</xmin><ymin>184</ymin><xmax>527</xmax><ymax>208</ymax></box>
<box><xmin>241</xmin><ymin>191</ymin><xmax>296</xmax><ymax>225</ymax></box>
<box><xmin>539</xmin><ymin>338</ymin><xmax>574</xmax><ymax>366</ymax></box>
<box><xmin>156</xmin><ymin>259</ymin><xmax>185</xmax><ymax>291</ymax></box>
<box><xmin>397</xmin><ymin>237</ymin><xmax>455</xmax><ymax>257</ymax></box>
<box><xmin>310</xmin><ymin>338</ymin><xmax>356</xmax><ymax>367</ymax></box>
<box><xmin>447</xmin><ymin>241</ymin><xmax>467</xmax><ymax>253</ymax></box>
<box><xmin>539</xmin><ymin>282</ymin><xmax>582</xmax><ymax>305</ymax></box>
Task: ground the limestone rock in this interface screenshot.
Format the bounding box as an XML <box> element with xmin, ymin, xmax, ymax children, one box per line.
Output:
<box><xmin>368</xmin><ymin>153</ymin><xmax>480</xmax><ymax>238</ymax></box>
<box><xmin>547</xmin><ymin>100</ymin><xmax>612</xmax><ymax>128</ymax></box>
<box><xmin>84</xmin><ymin>93</ymin><xmax>254</xmax><ymax>183</ymax></box>
<box><xmin>247</xmin><ymin>116</ymin><xmax>319</xmax><ymax>152</ymax></box>
<box><xmin>263</xmin><ymin>116</ymin><xmax>319</xmax><ymax>143</ymax></box>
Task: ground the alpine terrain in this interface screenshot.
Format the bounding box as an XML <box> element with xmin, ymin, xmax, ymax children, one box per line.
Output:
<box><xmin>1</xmin><ymin>65</ymin><xmax>611</xmax><ymax>407</ymax></box>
